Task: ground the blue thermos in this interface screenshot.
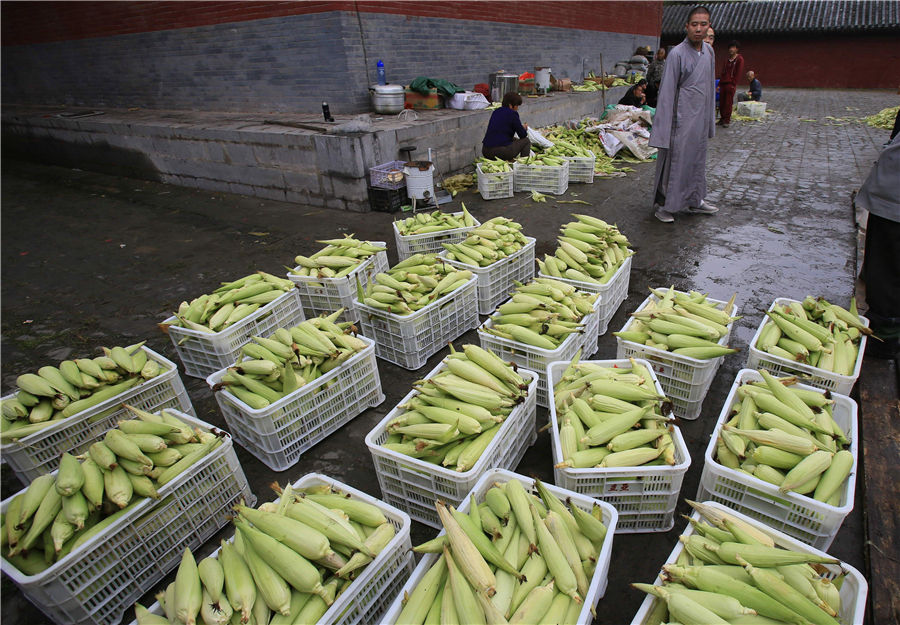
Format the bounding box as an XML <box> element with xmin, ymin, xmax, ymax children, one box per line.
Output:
<box><xmin>376</xmin><ymin>60</ymin><xmax>386</xmax><ymax>85</ymax></box>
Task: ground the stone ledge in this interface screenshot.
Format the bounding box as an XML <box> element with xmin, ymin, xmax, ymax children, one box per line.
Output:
<box><xmin>2</xmin><ymin>87</ymin><xmax>629</xmax><ymax>211</ymax></box>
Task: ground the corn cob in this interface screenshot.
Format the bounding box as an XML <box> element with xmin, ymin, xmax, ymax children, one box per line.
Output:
<box><xmin>442</xmin><ymin>217</ymin><xmax>528</xmax><ymax>268</ymax></box>
<box><xmin>406</xmin><ymin>477</ymin><xmax>603</xmax><ymax>625</ymax></box>
<box><xmin>715</xmin><ymin>371</ymin><xmax>854</xmax><ymax>506</ymax></box>
<box><xmin>395</xmin><ymin>206</ymin><xmax>476</xmax><ymax>236</ymax></box>
<box><xmin>537</xmin><ymin>214</ymin><xmax>632</xmax><ymax>286</ymax></box>
<box><xmin>380</xmin><ymin>347</ymin><xmax>527</xmax><ymax>471</ymax></box>
<box><xmin>617</xmin><ymin>287</ymin><xmax>737</xmax><ymax>359</ymax></box>
<box><xmin>3</xmin><ymin>348</ymin><xmax>166</xmax><ymax>433</ymax></box>
<box><xmin>755</xmin><ymin>298</ymin><xmax>867</xmax><ymax>373</ymax></box>
<box><xmin>174</xmin><ymin>547</ymin><xmax>203</xmax><ymax>625</ymax></box>
<box><xmin>738</xmin><ymin>559</ymin><xmax>840</xmax><ymax>625</ymax></box>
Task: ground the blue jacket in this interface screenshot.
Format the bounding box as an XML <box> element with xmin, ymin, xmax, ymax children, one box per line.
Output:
<box><xmin>482</xmin><ymin>106</ymin><xmax>527</xmax><ymax>147</ymax></box>
<box><xmin>748</xmin><ymin>78</ymin><xmax>762</xmax><ymax>101</ymax></box>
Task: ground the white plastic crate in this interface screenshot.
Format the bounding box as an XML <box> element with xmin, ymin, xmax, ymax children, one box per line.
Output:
<box><xmin>370</xmin><ymin>160</ymin><xmax>407</xmax><ymax>190</ymax></box>
<box><xmin>477</xmin><ymin>289</ymin><xmax>603</xmax><ymax>408</ymax></box>
<box><xmin>475</xmin><ymin>162</ymin><xmax>514</xmax><ymax>200</ymax></box>
<box><xmin>538</xmin><ymin>254</ymin><xmax>632</xmax><ymax>335</ymax></box>
<box><xmin>630</xmin><ymin>501</ymin><xmax>868</xmax><ymax>625</ymax></box>
<box><xmin>356</xmin><ymin>274</ymin><xmax>479</xmax><ymax>370</ymax></box>
<box><xmin>365</xmin><ymin>363</ymin><xmax>538</xmax><ymax>528</ymax></box>
<box><xmin>392</xmin><ymin>211</ymin><xmax>481</xmax><ymax>260</ymax></box>
<box><xmin>0</xmin><ymin>347</ymin><xmax>194</xmax><ymax>485</ymax></box>
<box><xmin>206</xmin><ymin>335</ymin><xmax>384</xmax><ymax>471</ymax></box>
<box><xmin>0</xmin><ymin>410</ymin><xmax>253</xmax><ymax>625</ymax></box>
<box><xmin>564</xmin><ymin>154</ymin><xmax>596</xmax><ymax>183</ymax></box>
<box><xmin>440</xmin><ymin>237</ymin><xmax>536</xmax><ymax>315</ymax></box>
<box><xmin>696</xmin><ymin>368</ymin><xmax>859</xmax><ymax>550</ymax></box>
<box><xmin>380</xmin><ymin>468</ymin><xmax>619</xmax><ymax>624</ymax></box>
<box><xmin>736</xmin><ymin>100</ymin><xmax>767</xmax><ymax>118</ymax></box>
<box><xmin>513</xmin><ymin>159</ymin><xmax>569</xmax><ymax>195</ymax></box>
<box><xmin>287</xmin><ymin>242</ymin><xmax>389</xmax><ymax>324</ymax></box>
<box><xmin>746</xmin><ymin>297</ymin><xmax>868</xmax><ymax>395</ymax></box>
<box><xmin>130</xmin><ymin>472</ymin><xmax>415</xmax><ymax>625</ymax></box>
<box><xmin>164</xmin><ymin>288</ymin><xmax>306</xmax><ymax>379</ymax></box>
<box><xmin>548</xmin><ymin>359</ymin><xmax>691</xmax><ymax>532</ymax></box>
<box><xmin>135</xmin><ymin>555</ymin><xmax>416</xmax><ymax>625</ymax></box>
<box><xmin>615</xmin><ymin>289</ymin><xmax>739</xmax><ymax>420</ymax></box>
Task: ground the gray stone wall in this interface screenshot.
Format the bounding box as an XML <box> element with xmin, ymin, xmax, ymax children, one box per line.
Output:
<box><xmin>2</xmin><ymin>11</ymin><xmax>656</xmax><ymax>114</ymax></box>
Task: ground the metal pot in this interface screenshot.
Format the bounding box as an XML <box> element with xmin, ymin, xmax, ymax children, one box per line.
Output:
<box><xmin>370</xmin><ymin>84</ymin><xmax>405</xmax><ymax>114</ymax></box>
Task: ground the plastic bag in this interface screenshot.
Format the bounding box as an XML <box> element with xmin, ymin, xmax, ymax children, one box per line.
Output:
<box><xmin>527</xmin><ymin>127</ymin><xmax>554</xmax><ymax>149</ymax></box>
<box><xmin>598</xmin><ymin>131</ymin><xmax>624</xmax><ymax>157</ymax></box>
<box><xmin>608</xmin><ymin>130</ymin><xmax>657</xmax><ymax>160</ymax></box>
<box><xmin>448</xmin><ymin>91</ymin><xmax>489</xmax><ymax>110</ymax></box>
<box><xmin>626</xmin><ymin>121</ymin><xmax>650</xmax><ymax>138</ymax></box>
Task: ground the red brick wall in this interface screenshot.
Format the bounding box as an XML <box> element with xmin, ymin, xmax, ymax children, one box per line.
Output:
<box><xmin>2</xmin><ymin>1</ymin><xmax>662</xmax><ymax>46</ymax></box>
<box><xmin>664</xmin><ymin>34</ymin><xmax>900</xmax><ymax>90</ymax></box>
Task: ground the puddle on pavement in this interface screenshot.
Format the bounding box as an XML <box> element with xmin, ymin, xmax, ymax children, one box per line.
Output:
<box><xmin>683</xmin><ymin>222</ymin><xmax>855</xmax><ymax>328</ymax></box>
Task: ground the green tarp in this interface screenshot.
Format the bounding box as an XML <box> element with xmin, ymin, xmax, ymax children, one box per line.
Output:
<box><xmin>408</xmin><ymin>76</ymin><xmax>463</xmax><ymax>97</ymax></box>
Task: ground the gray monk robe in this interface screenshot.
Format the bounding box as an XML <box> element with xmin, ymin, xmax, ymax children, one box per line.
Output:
<box><xmin>650</xmin><ymin>39</ymin><xmax>716</xmax><ymax>213</ymax></box>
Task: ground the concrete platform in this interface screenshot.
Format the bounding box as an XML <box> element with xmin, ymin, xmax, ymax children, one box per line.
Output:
<box><xmin>2</xmin><ymin>87</ymin><xmax>628</xmax><ymax>212</ymax></box>
<box><xmin>1</xmin><ymin>87</ymin><xmax>896</xmax><ymax>625</ymax></box>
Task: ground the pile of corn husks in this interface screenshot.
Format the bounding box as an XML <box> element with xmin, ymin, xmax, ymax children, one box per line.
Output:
<box><xmin>863</xmin><ymin>105</ymin><xmax>899</xmax><ymax>130</ymax></box>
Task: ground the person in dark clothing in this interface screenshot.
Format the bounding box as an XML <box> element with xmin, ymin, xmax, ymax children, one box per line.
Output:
<box><xmin>857</xmin><ymin>114</ymin><xmax>900</xmax><ymax>359</ymax></box>
<box><xmin>618</xmin><ymin>79</ymin><xmax>648</xmax><ymax>107</ymax></box>
<box><xmin>738</xmin><ymin>71</ymin><xmax>762</xmax><ymax>102</ymax></box>
<box><xmin>646</xmin><ymin>48</ymin><xmax>666</xmax><ymax>107</ymax></box>
<box><xmin>717</xmin><ymin>40</ymin><xmax>744</xmax><ymax>127</ymax></box>
<box><xmin>482</xmin><ymin>92</ymin><xmax>530</xmax><ymax>160</ymax></box>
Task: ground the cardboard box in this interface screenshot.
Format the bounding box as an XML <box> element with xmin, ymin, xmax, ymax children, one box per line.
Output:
<box><xmin>404</xmin><ymin>87</ymin><xmax>443</xmax><ymax>110</ymax></box>
<box><xmin>550</xmin><ymin>76</ymin><xmax>572</xmax><ymax>92</ymax></box>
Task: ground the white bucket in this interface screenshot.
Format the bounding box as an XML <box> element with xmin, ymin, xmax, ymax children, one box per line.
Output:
<box><xmin>403</xmin><ymin>161</ymin><xmax>435</xmax><ymax>200</ymax></box>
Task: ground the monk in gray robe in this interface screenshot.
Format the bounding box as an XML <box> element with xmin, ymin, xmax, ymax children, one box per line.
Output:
<box><xmin>650</xmin><ymin>5</ymin><xmax>719</xmax><ymax>223</ymax></box>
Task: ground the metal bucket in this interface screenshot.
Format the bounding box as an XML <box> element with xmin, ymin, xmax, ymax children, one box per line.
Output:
<box><xmin>491</xmin><ymin>73</ymin><xmax>519</xmax><ymax>103</ymax></box>
<box><xmin>535</xmin><ymin>67</ymin><xmax>551</xmax><ymax>94</ymax></box>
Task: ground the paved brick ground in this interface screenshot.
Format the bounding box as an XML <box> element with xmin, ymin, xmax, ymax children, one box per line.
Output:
<box><xmin>1</xmin><ymin>87</ymin><xmax>896</xmax><ymax>625</ymax></box>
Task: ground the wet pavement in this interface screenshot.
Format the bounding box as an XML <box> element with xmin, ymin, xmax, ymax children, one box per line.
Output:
<box><xmin>1</xmin><ymin>87</ymin><xmax>897</xmax><ymax>624</ymax></box>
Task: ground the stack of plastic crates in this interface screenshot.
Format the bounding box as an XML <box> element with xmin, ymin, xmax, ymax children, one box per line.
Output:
<box><xmin>0</xmin><ymin>411</ymin><xmax>253</xmax><ymax>625</ymax></box>
<box><xmin>547</xmin><ymin>359</ymin><xmax>691</xmax><ymax>532</ymax></box>
<box><xmin>365</xmin><ymin>364</ymin><xmax>538</xmax><ymax>528</ymax></box>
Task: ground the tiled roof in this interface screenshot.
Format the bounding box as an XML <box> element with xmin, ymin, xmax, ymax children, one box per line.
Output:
<box><xmin>662</xmin><ymin>1</ymin><xmax>900</xmax><ymax>37</ymax></box>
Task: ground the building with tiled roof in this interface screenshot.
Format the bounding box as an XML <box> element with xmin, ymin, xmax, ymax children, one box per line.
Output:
<box><xmin>662</xmin><ymin>1</ymin><xmax>900</xmax><ymax>88</ymax></box>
